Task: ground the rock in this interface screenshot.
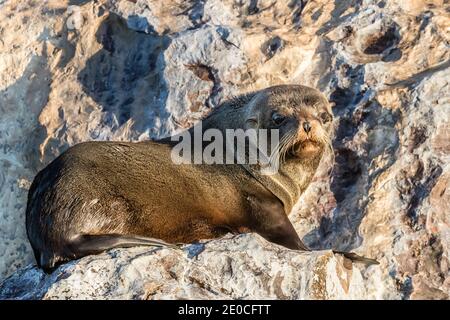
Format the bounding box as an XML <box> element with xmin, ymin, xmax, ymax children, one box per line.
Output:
<box><xmin>0</xmin><ymin>234</ymin><xmax>382</xmax><ymax>300</ymax></box>
<box><xmin>0</xmin><ymin>0</ymin><xmax>448</xmax><ymax>299</ymax></box>
<box><xmin>66</xmin><ymin>6</ymin><xmax>84</xmax><ymax>31</ymax></box>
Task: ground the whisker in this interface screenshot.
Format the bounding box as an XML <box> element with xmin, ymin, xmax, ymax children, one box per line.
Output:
<box><xmin>279</xmin><ymin>131</ymin><xmax>296</xmax><ymax>164</ymax></box>
<box><xmin>268</xmin><ymin>132</ymin><xmax>292</xmax><ymax>170</ymax></box>
<box><xmin>268</xmin><ymin>133</ymin><xmax>289</xmax><ymax>167</ymax></box>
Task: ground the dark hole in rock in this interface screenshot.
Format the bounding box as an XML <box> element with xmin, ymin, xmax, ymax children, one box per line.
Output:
<box><xmin>185</xmin><ymin>64</ymin><xmax>214</xmax><ymax>82</ymax></box>
<box><xmin>261</xmin><ymin>36</ymin><xmax>285</xmax><ymax>60</ymax></box>
<box><xmin>363</xmin><ymin>24</ymin><xmax>399</xmax><ymax>55</ymax></box>
<box><xmin>343</xmin><ymin>25</ymin><xmax>354</xmax><ymax>37</ymax></box>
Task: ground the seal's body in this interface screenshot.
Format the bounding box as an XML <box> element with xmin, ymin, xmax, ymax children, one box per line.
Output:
<box><xmin>26</xmin><ymin>85</ymin><xmax>336</xmax><ymax>272</ymax></box>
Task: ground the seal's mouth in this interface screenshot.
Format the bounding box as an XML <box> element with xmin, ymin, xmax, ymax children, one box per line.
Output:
<box><xmin>270</xmin><ymin>125</ymin><xmax>331</xmax><ymax>165</ymax></box>
<box><xmin>290</xmin><ymin>139</ymin><xmax>323</xmax><ymax>157</ymax></box>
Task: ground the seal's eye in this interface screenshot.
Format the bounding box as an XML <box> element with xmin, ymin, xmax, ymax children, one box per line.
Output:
<box><xmin>272</xmin><ymin>112</ymin><xmax>285</xmax><ymax>125</ymax></box>
<box><xmin>319</xmin><ymin>112</ymin><xmax>332</xmax><ymax>124</ymax></box>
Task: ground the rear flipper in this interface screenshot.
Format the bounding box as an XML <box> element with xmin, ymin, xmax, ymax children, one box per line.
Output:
<box><xmin>41</xmin><ymin>234</ymin><xmax>181</xmax><ymax>273</ymax></box>
<box><xmin>332</xmin><ymin>250</ymin><xmax>379</xmax><ymax>266</ymax></box>
<box><xmin>68</xmin><ymin>234</ymin><xmax>182</xmax><ymax>257</ymax></box>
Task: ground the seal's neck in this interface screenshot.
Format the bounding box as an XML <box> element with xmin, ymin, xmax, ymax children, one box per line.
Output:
<box><xmin>185</xmin><ymin>111</ymin><xmax>324</xmax><ymax>213</ymax></box>
<box><xmin>242</xmin><ymin>153</ymin><xmax>323</xmax><ymax>214</ymax></box>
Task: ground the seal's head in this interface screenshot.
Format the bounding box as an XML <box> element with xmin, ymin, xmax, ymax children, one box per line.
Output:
<box><xmin>244</xmin><ymin>84</ymin><xmax>334</xmax><ymax>161</ymax></box>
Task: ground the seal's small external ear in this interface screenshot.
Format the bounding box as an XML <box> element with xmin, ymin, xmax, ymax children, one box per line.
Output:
<box><xmin>243</xmin><ymin>93</ymin><xmax>263</xmax><ymax>129</ymax></box>
<box><xmin>244</xmin><ymin>117</ymin><xmax>258</xmax><ymax>129</ymax></box>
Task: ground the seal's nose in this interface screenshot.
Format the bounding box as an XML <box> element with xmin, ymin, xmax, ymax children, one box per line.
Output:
<box><xmin>303</xmin><ymin>121</ymin><xmax>311</xmax><ymax>133</ymax></box>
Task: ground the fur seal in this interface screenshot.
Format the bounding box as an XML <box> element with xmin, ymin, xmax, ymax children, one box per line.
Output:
<box><xmin>26</xmin><ymin>84</ymin><xmax>376</xmax><ymax>272</ymax></box>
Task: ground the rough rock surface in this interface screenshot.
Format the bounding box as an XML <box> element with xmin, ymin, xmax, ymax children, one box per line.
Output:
<box><xmin>0</xmin><ymin>0</ymin><xmax>449</xmax><ymax>299</ymax></box>
<box><xmin>0</xmin><ymin>234</ymin><xmax>382</xmax><ymax>300</ymax></box>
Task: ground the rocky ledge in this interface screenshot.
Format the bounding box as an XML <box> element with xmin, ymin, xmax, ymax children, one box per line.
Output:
<box><xmin>0</xmin><ymin>234</ymin><xmax>382</xmax><ymax>300</ymax></box>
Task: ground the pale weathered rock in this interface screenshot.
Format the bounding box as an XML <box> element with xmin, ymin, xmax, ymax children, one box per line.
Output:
<box><xmin>0</xmin><ymin>234</ymin><xmax>382</xmax><ymax>300</ymax></box>
<box><xmin>66</xmin><ymin>5</ymin><xmax>84</xmax><ymax>31</ymax></box>
<box><xmin>0</xmin><ymin>0</ymin><xmax>448</xmax><ymax>299</ymax></box>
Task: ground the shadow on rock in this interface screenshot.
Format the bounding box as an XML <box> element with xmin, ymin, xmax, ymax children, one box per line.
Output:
<box><xmin>77</xmin><ymin>13</ymin><xmax>172</xmax><ymax>139</ymax></box>
<box><xmin>304</xmin><ymin>65</ymin><xmax>401</xmax><ymax>251</ymax></box>
<box><xmin>0</xmin><ymin>43</ymin><xmax>51</xmax><ymax>172</ymax></box>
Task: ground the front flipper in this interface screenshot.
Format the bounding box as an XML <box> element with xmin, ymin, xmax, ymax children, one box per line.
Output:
<box><xmin>249</xmin><ymin>195</ymin><xmax>310</xmax><ymax>251</ymax></box>
<box><xmin>258</xmin><ymin>216</ymin><xmax>310</xmax><ymax>251</ymax></box>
